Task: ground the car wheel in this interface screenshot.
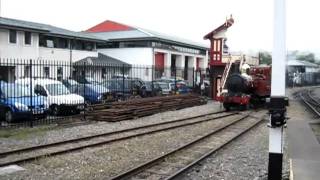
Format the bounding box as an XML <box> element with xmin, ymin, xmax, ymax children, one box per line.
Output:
<box><xmin>50</xmin><ymin>105</ymin><xmax>60</xmax><ymax>116</ymax></box>
<box><xmin>5</xmin><ymin>110</ymin><xmax>13</xmax><ymax>123</ymax></box>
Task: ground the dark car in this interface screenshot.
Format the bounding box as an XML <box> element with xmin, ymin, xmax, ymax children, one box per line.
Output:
<box><xmin>144</xmin><ymin>81</ymin><xmax>162</xmax><ymax>97</ymax></box>
<box><xmin>101</xmin><ymin>79</ymin><xmax>146</xmax><ymax>100</ymax></box>
<box><xmin>73</xmin><ymin>84</ymin><xmax>110</xmax><ymax>104</ymax></box>
<box><xmin>62</xmin><ymin>79</ymin><xmax>110</xmax><ymax>104</ymax></box>
<box><xmin>75</xmin><ymin>76</ymin><xmax>99</xmax><ymax>84</ymax></box>
<box><xmin>170</xmin><ymin>82</ymin><xmax>192</xmax><ymax>94</ymax></box>
<box><xmin>61</xmin><ymin>79</ymin><xmax>79</xmax><ymax>92</ymax></box>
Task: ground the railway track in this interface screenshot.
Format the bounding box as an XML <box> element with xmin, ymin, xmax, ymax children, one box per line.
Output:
<box><xmin>110</xmin><ymin>112</ymin><xmax>264</xmax><ymax>180</ymax></box>
<box><xmin>299</xmin><ymin>88</ymin><xmax>320</xmax><ymax>116</ymax></box>
<box><xmin>0</xmin><ymin>110</ymin><xmax>238</xmax><ymax>167</ymax></box>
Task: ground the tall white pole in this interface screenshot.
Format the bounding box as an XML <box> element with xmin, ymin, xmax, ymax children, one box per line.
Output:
<box><xmin>268</xmin><ymin>0</ymin><xmax>287</xmax><ymax>179</ymax></box>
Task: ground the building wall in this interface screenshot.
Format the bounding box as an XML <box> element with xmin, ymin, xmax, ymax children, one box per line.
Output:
<box><xmin>0</xmin><ymin>28</ymin><xmax>98</xmax><ymax>61</ymax></box>
<box><xmin>154</xmin><ymin>48</ymin><xmax>207</xmax><ymax>68</ymax></box>
<box><xmin>0</xmin><ymin>28</ymin><xmax>99</xmax><ymax>82</ymax></box>
<box><xmin>0</xmin><ymin>28</ymin><xmax>39</xmax><ymax>59</ymax></box>
<box><xmin>98</xmin><ymin>48</ymin><xmax>154</xmax><ymax>65</ymax></box>
<box><xmin>39</xmin><ymin>47</ymin><xmax>98</xmax><ymax>62</ymax></box>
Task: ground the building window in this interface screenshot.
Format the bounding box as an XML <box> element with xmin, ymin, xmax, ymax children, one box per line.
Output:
<box><xmin>25</xmin><ymin>32</ymin><xmax>31</xmax><ymax>45</ymax></box>
<box><xmin>58</xmin><ymin>38</ymin><xmax>68</xmax><ymax>49</ymax></box>
<box><xmin>46</xmin><ymin>39</ymin><xmax>54</xmax><ymax>48</ymax></box>
<box><xmin>9</xmin><ymin>30</ymin><xmax>17</xmax><ymax>44</ymax></box>
<box><xmin>44</xmin><ymin>67</ymin><xmax>50</xmax><ymax>78</ymax></box>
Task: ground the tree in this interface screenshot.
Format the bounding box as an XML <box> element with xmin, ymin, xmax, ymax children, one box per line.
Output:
<box><xmin>297</xmin><ymin>53</ymin><xmax>316</xmax><ymax>63</ymax></box>
<box><xmin>259</xmin><ymin>52</ymin><xmax>272</xmax><ymax>65</ymax></box>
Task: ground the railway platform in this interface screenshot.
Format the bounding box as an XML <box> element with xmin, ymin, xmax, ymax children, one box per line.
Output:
<box><xmin>287</xmin><ymin>88</ymin><xmax>320</xmax><ymax>180</ymax></box>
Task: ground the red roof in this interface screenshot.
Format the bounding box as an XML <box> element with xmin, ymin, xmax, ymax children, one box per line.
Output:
<box><xmin>86</xmin><ymin>20</ymin><xmax>134</xmax><ymax>33</ymax></box>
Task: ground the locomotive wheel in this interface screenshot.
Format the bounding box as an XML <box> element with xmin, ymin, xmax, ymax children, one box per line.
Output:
<box><xmin>223</xmin><ymin>103</ymin><xmax>231</xmax><ymax>111</ymax></box>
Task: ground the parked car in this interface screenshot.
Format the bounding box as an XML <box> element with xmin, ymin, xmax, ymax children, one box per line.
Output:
<box><xmin>0</xmin><ymin>82</ymin><xmax>48</xmax><ymax>122</ymax></box>
<box><xmin>144</xmin><ymin>81</ymin><xmax>162</xmax><ymax>97</ymax></box>
<box><xmin>75</xmin><ymin>76</ymin><xmax>100</xmax><ymax>84</ymax></box>
<box><xmin>157</xmin><ymin>82</ymin><xmax>171</xmax><ymax>95</ymax></box>
<box><xmin>61</xmin><ymin>79</ymin><xmax>79</xmax><ymax>92</ymax></box>
<box><xmin>170</xmin><ymin>82</ymin><xmax>192</xmax><ymax>94</ymax></box>
<box><xmin>16</xmin><ymin>78</ymin><xmax>85</xmax><ymax>115</ymax></box>
<box><xmin>101</xmin><ymin>79</ymin><xmax>146</xmax><ymax>100</ymax></box>
<box><xmin>66</xmin><ymin>84</ymin><xmax>111</xmax><ymax>104</ymax></box>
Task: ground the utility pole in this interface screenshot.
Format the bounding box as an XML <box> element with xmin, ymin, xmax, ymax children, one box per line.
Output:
<box><xmin>268</xmin><ymin>0</ymin><xmax>288</xmax><ymax>179</ymax></box>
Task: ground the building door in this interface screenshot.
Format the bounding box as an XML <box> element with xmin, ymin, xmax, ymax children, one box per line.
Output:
<box><xmin>155</xmin><ymin>52</ymin><xmax>164</xmax><ymax>78</ymax></box>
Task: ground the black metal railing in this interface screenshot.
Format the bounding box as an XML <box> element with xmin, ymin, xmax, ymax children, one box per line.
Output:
<box><xmin>0</xmin><ymin>58</ymin><xmax>207</xmax><ymax>128</ymax></box>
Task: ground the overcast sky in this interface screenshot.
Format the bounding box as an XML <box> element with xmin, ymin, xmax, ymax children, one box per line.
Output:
<box><xmin>1</xmin><ymin>0</ymin><xmax>319</xmax><ymax>53</ymax></box>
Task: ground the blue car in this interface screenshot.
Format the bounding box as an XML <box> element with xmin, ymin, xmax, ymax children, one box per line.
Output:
<box><xmin>62</xmin><ymin>79</ymin><xmax>110</xmax><ymax>104</ymax></box>
<box><xmin>170</xmin><ymin>82</ymin><xmax>193</xmax><ymax>94</ymax></box>
<box><xmin>0</xmin><ymin>83</ymin><xmax>48</xmax><ymax>122</ymax></box>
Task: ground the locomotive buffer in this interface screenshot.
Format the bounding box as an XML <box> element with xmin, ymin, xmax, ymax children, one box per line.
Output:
<box><xmin>268</xmin><ymin>0</ymin><xmax>289</xmax><ymax>179</ymax></box>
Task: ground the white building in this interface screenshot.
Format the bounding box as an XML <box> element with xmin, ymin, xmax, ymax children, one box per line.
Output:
<box><xmin>0</xmin><ymin>17</ymin><xmax>210</xmax><ymax>84</ymax></box>
<box><xmin>0</xmin><ymin>17</ymin><xmax>104</xmax><ymax>82</ymax></box>
<box><xmin>86</xmin><ymin>20</ymin><xmax>209</xmax><ymax>82</ymax></box>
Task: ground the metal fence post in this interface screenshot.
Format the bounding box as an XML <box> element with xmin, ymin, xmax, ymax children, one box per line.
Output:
<box><xmin>29</xmin><ymin>59</ymin><xmax>33</xmax><ymax>127</ymax></box>
<box><xmin>151</xmin><ymin>65</ymin><xmax>154</xmax><ymax>94</ymax></box>
<box><xmin>122</xmin><ymin>64</ymin><xmax>125</xmax><ymax>101</ymax></box>
<box><xmin>83</xmin><ymin>62</ymin><xmax>86</xmax><ymax>121</ymax></box>
<box><xmin>174</xmin><ymin>67</ymin><xmax>177</xmax><ymax>94</ymax></box>
<box><xmin>192</xmin><ymin>67</ymin><xmax>195</xmax><ymax>89</ymax></box>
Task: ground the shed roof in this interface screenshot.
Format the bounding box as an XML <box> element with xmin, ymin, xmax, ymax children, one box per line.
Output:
<box><xmin>0</xmin><ymin>17</ymin><xmax>104</xmax><ymax>42</ymax></box>
<box><xmin>75</xmin><ymin>53</ymin><xmax>130</xmax><ymax>66</ymax></box>
<box><xmin>86</xmin><ymin>20</ymin><xmax>209</xmax><ymax>50</ymax></box>
<box><xmin>287</xmin><ymin>59</ymin><xmax>319</xmax><ymax>67</ymax></box>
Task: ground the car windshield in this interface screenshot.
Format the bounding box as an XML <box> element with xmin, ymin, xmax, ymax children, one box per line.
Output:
<box><xmin>1</xmin><ymin>84</ymin><xmax>31</xmax><ymax>98</ymax></box>
<box><xmin>45</xmin><ymin>84</ymin><xmax>70</xmax><ymax>96</ymax></box>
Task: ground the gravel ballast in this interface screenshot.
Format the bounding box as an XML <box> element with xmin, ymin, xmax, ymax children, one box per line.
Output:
<box><xmin>1</xmin><ymin>113</ymin><xmax>247</xmax><ymax>179</ymax></box>
<box><xmin>2</xmin><ymin>95</ymin><xmax>307</xmax><ymax>180</ymax></box>
<box><xmin>0</xmin><ymin>101</ymin><xmax>221</xmax><ymax>152</ymax></box>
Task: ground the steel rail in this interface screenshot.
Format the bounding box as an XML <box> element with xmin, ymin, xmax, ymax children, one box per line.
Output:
<box><xmin>109</xmin><ymin>113</ymin><xmax>257</xmax><ymax>180</ymax></box>
<box><xmin>0</xmin><ymin>111</ymin><xmax>237</xmax><ymax>167</ymax></box>
<box><xmin>165</xmin><ymin>115</ymin><xmax>264</xmax><ymax>180</ymax></box>
<box><xmin>300</xmin><ymin>90</ymin><xmax>320</xmax><ymax>117</ymax></box>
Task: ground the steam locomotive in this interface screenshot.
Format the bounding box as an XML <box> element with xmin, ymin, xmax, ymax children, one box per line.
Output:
<box><xmin>219</xmin><ymin>65</ymin><xmax>271</xmax><ymax>110</ymax></box>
